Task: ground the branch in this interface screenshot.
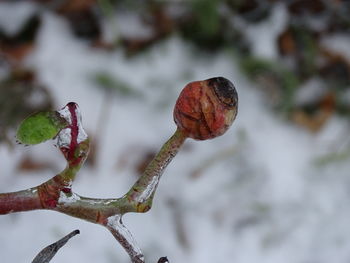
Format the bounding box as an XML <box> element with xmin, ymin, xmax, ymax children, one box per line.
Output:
<box><xmin>0</xmin><ymin>77</ymin><xmax>238</xmax><ymax>263</ymax></box>
<box><xmin>0</xmin><ymin>188</ymin><xmax>40</xmax><ymax>214</ymax></box>
<box><xmin>124</xmin><ymin>129</ymin><xmax>187</xmax><ymax>213</ymax></box>
<box><xmin>106</xmin><ymin>215</ymin><xmax>144</xmax><ymax>263</ymax></box>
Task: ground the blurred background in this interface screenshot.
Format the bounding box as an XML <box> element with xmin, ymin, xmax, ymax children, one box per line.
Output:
<box><xmin>0</xmin><ymin>0</ymin><xmax>350</xmax><ymax>262</ymax></box>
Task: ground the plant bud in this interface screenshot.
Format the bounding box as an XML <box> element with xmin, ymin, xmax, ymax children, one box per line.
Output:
<box><xmin>173</xmin><ymin>77</ymin><xmax>238</xmax><ymax>140</ymax></box>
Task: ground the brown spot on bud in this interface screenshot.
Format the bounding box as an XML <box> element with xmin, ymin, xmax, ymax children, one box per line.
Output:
<box><xmin>173</xmin><ymin>77</ymin><xmax>238</xmax><ymax>140</ymax></box>
<box><xmin>208</xmin><ymin>77</ymin><xmax>238</xmax><ymax>107</ymax></box>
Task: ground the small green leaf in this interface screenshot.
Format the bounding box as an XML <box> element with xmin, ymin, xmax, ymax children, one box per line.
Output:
<box><xmin>16</xmin><ymin>111</ymin><xmax>67</xmax><ymax>145</ymax></box>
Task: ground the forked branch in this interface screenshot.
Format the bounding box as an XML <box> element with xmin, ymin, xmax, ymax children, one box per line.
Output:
<box><xmin>0</xmin><ymin>77</ymin><xmax>238</xmax><ymax>263</ymax></box>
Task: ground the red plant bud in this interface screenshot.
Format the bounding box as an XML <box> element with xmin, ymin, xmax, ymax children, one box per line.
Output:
<box><xmin>173</xmin><ymin>77</ymin><xmax>238</xmax><ymax>140</ymax></box>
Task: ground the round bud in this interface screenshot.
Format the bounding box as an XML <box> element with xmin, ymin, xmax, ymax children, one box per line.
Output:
<box><xmin>173</xmin><ymin>77</ymin><xmax>238</xmax><ymax>140</ymax></box>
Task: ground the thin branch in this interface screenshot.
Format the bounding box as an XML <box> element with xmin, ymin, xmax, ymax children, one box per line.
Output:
<box><xmin>0</xmin><ymin>77</ymin><xmax>238</xmax><ymax>263</ymax></box>
<box><xmin>106</xmin><ymin>215</ymin><xmax>145</xmax><ymax>263</ymax></box>
<box><xmin>125</xmin><ymin>129</ymin><xmax>187</xmax><ymax>213</ymax></box>
<box><xmin>0</xmin><ymin>128</ymin><xmax>186</xmax><ymax>263</ymax></box>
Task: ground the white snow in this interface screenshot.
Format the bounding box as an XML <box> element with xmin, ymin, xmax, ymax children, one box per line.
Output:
<box><xmin>0</xmin><ymin>1</ymin><xmax>37</xmax><ymax>36</ymax></box>
<box><xmin>0</xmin><ymin>3</ymin><xmax>350</xmax><ymax>263</ymax></box>
<box><xmin>321</xmin><ymin>33</ymin><xmax>350</xmax><ymax>61</ymax></box>
<box><xmin>238</xmin><ymin>3</ymin><xmax>289</xmax><ymax>60</ymax></box>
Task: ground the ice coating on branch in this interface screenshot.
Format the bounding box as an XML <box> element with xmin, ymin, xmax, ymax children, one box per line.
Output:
<box><xmin>107</xmin><ymin>215</ymin><xmax>144</xmax><ymax>262</ymax></box>
<box><xmin>57</xmin><ymin>105</ymin><xmax>72</xmax><ymax>125</ymax></box>
<box><xmin>58</xmin><ymin>191</ymin><xmax>80</xmax><ymax>204</ymax></box>
<box><xmin>137</xmin><ymin>175</ymin><xmax>159</xmax><ymax>203</ymax></box>
<box><xmin>75</xmin><ymin>109</ymin><xmax>88</xmax><ymax>144</ymax></box>
<box><xmin>55</xmin><ymin>102</ymin><xmax>88</xmax><ymax>150</ymax></box>
<box><xmin>56</xmin><ymin>128</ymin><xmax>72</xmax><ymax>149</ymax></box>
<box><xmin>85</xmin><ymin>199</ymin><xmax>117</xmax><ymax>205</ymax></box>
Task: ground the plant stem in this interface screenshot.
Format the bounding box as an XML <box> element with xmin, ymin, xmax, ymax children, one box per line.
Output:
<box><xmin>0</xmin><ymin>188</ymin><xmax>40</xmax><ymax>214</ymax></box>
<box><xmin>106</xmin><ymin>215</ymin><xmax>145</xmax><ymax>263</ymax></box>
<box><xmin>125</xmin><ymin>129</ymin><xmax>187</xmax><ymax>213</ymax></box>
<box><xmin>0</xmin><ymin>129</ymin><xmax>187</xmax><ymax>263</ymax></box>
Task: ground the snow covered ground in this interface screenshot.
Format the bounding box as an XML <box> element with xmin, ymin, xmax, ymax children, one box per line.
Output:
<box><xmin>1</xmin><ymin>2</ymin><xmax>350</xmax><ymax>263</ymax></box>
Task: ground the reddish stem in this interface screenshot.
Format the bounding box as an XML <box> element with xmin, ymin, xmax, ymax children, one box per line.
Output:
<box><xmin>0</xmin><ymin>188</ymin><xmax>41</xmax><ymax>214</ymax></box>
<box><xmin>67</xmin><ymin>102</ymin><xmax>79</xmax><ymax>161</ymax></box>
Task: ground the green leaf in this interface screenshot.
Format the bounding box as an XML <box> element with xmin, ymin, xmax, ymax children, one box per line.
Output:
<box><xmin>16</xmin><ymin>111</ymin><xmax>67</xmax><ymax>145</ymax></box>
